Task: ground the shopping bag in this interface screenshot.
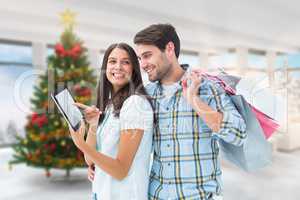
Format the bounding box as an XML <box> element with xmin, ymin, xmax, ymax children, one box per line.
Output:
<box><xmin>251</xmin><ymin>106</ymin><xmax>280</xmax><ymax>139</ymax></box>
<box><xmin>203</xmin><ymin>72</ymin><xmax>279</xmax><ymax>139</ymax></box>
<box><xmin>218</xmin><ymin>95</ymin><xmax>272</xmax><ymax>171</ymax></box>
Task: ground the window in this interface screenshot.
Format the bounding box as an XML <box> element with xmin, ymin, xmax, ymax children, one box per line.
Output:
<box><xmin>208</xmin><ymin>52</ymin><xmax>236</xmax><ymax>69</ymax></box>
<box><xmin>0</xmin><ymin>41</ymin><xmax>34</xmax><ymax>145</ymax></box>
<box><xmin>47</xmin><ymin>46</ymin><xmax>55</xmax><ymax>57</ymax></box>
<box><xmin>178</xmin><ymin>52</ymin><xmax>199</xmax><ymax>68</ymax></box>
<box><xmin>275</xmin><ymin>54</ymin><xmax>287</xmax><ymax>69</ymax></box>
<box><xmin>287</xmin><ymin>53</ymin><xmax>300</xmax><ymax>68</ymax></box>
<box><xmin>248</xmin><ymin>52</ymin><xmax>267</xmax><ymax>69</ymax></box>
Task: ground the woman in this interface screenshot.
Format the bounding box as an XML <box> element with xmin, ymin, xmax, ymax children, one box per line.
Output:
<box><xmin>69</xmin><ymin>43</ymin><xmax>154</xmax><ymax>200</ymax></box>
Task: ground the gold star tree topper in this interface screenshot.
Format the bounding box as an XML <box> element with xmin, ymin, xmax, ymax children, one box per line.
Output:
<box><xmin>59</xmin><ymin>9</ymin><xmax>77</xmax><ymax>29</ymax></box>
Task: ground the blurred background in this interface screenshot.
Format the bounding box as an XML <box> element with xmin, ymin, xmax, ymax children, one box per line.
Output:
<box><xmin>0</xmin><ymin>0</ymin><xmax>300</xmax><ymax>199</ymax></box>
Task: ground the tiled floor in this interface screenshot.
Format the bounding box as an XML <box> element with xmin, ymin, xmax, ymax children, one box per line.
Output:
<box><xmin>1</xmin><ymin>148</ymin><xmax>300</xmax><ymax>200</ymax></box>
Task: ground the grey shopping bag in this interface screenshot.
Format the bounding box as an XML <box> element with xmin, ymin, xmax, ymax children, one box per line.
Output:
<box><xmin>219</xmin><ymin>95</ymin><xmax>272</xmax><ymax>171</ymax></box>
<box><xmin>217</xmin><ymin>71</ymin><xmax>241</xmax><ymax>90</ymax></box>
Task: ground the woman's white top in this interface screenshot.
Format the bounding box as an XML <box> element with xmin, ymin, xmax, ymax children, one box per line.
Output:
<box><xmin>92</xmin><ymin>95</ymin><xmax>153</xmax><ymax>200</ymax></box>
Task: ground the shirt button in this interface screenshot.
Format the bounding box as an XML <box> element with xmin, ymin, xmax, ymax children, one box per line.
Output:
<box><xmin>167</xmin><ymin>144</ymin><xmax>170</xmax><ymax>148</ymax></box>
<box><xmin>168</xmin><ymin>163</ymin><xmax>171</xmax><ymax>166</ymax></box>
<box><xmin>166</xmin><ymin>107</ymin><xmax>169</xmax><ymax>111</ymax></box>
<box><xmin>168</xmin><ymin>181</ymin><xmax>171</xmax><ymax>184</ymax></box>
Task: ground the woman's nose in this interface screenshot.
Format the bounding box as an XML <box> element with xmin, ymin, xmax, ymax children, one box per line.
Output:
<box><xmin>114</xmin><ymin>62</ymin><xmax>122</xmax><ymax>70</ymax></box>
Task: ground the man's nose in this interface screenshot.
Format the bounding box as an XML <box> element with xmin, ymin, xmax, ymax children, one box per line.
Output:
<box><xmin>140</xmin><ymin>59</ymin><xmax>147</xmax><ymax>70</ymax></box>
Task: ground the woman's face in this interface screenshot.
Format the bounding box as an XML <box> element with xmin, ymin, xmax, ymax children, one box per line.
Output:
<box><xmin>106</xmin><ymin>48</ymin><xmax>133</xmax><ymax>92</ymax></box>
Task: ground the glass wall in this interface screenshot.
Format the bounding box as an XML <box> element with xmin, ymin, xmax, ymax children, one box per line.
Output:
<box><xmin>0</xmin><ymin>41</ymin><xmax>35</xmax><ymax>146</ymax></box>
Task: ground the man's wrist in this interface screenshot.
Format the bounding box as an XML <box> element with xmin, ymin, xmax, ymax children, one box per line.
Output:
<box><xmin>187</xmin><ymin>93</ymin><xmax>200</xmax><ymax>107</ymax></box>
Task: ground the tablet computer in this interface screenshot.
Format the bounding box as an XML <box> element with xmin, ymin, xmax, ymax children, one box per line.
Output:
<box><xmin>51</xmin><ymin>88</ymin><xmax>83</xmax><ymax>131</ymax></box>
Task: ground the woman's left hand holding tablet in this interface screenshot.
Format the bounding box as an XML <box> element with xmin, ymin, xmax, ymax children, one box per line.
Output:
<box><xmin>69</xmin><ymin>103</ymin><xmax>102</xmax><ymax>149</ymax></box>
<box><xmin>68</xmin><ymin>119</ymin><xmax>86</xmax><ymax>149</ymax></box>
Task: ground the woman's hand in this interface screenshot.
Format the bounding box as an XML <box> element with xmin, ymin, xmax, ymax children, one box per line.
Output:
<box><xmin>74</xmin><ymin>103</ymin><xmax>102</xmax><ymax>128</ymax></box>
<box><xmin>87</xmin><ymin>164</ymin><xmax>95</xmax><ymax>182</ymax></box>
<box><xmin>68</xmin><ymin>120</ymin><xmax>86</xmax><ymax>149</ymax></box>
<box><xmin>182</xmin><ymin>71</ymin><xmax>202</xmax><ymax>106</ymax></box>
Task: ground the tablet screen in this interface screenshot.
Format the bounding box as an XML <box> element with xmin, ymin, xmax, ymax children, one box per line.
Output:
<box><xmin>51</xmin><ymin>89</ymin><xmax>83</xmax><ymax>130</ymax></box>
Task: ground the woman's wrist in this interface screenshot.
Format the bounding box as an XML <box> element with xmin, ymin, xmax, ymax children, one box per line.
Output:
<box><xmin>88</xmin><ymin>124</ymin><xmax>98</xmax><ymax>133</ymax></box>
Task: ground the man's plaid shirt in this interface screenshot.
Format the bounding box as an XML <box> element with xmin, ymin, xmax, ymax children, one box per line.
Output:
<box><xmin>146</xmin><ymin>76</ymin><xmax>247</xmax><ymax>200</ymax></box>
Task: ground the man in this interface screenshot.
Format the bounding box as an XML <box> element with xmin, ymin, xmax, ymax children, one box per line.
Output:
<box><xmin>134</xmin><ymin>24</ymin><xmax>247</xmax><ymax>200</ymax></box>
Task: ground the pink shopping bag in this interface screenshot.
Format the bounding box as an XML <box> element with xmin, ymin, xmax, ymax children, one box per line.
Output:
<box><xmin>251</xmin><ymin>106</ymin><xmax>280</xmax><ymax>139</ymax></box>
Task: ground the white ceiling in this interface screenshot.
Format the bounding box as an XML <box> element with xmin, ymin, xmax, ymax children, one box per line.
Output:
<box><xmin>0</xmin><ymin>0</ymin><xmax>299</xmax><ymax>53</ymax></box>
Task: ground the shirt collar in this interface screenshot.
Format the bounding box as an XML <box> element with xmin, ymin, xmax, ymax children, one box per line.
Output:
<box><xmin>155</xmin><ymin>64</ymin><xmax>190</xmax><ymax>96</ymax></box>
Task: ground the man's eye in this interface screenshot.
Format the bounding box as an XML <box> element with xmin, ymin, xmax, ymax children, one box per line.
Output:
<box><xmin>144</xmin><ymin>53</ymin><xmax>151</xmax><ymax>59</ymax></box>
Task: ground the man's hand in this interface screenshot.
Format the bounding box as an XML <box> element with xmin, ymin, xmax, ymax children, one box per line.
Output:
<box><xmin>182</xmin><ymin>71</ymin><xmax>202</xmax><ymax>106</ymax></box>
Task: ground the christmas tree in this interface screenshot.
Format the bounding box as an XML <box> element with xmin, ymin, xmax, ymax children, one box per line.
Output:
<box><xmin>10</xmin><ymin>9</ymin><xmax>97</xmax><ymax>177</ymax></box>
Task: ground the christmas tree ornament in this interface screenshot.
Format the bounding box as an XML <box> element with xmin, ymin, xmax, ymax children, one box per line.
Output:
<box><xmin>43</xmin><ymin>88</ymin><xmax>47</xmax><ymax>93</ymax></box>
<box><xmin>59</xmin><ymin>9</ymin><xmax>77</xmax><ymax>30</ymax></box>
<box><xmin>61</xmin><ymin>140</ymin><xmax>66</xmax><ymax>146</ymax></box>
<box><xmin>54</xmin><ymin>120</ymin><xmax>60</xmax><ymax>126</ymax></box>
<box><xmin>40</xmin><ymin>133</ymin><xmax>47</xmax><ymax>142</ymax></box>
<box><xmin>22</xmin><ymin>139</ymin><xmax>28</xmax><ymax>145</ymax></box>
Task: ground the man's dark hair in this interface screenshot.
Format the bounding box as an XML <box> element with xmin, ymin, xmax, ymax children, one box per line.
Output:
<box><xmin>134</xmin><ymin>23</ymin><xmax>180</xmax><ymax>58</ymax></box>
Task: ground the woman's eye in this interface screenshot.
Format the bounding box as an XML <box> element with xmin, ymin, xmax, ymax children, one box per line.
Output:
<box><xmin>108</xmin><ymin>60</ymin><xmax>116</xmax><ymax>64</ymax></box>
<box><xmin>122</xmin><ymin>61</ymin><xmax>130</xmax><ymax>65</ymax></box>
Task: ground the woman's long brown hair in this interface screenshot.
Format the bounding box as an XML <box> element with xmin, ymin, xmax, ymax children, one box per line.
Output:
<box><xmin>96</xmin><ymin>43</ymin><xmax>153</xmax><ymax>124</ymax></box>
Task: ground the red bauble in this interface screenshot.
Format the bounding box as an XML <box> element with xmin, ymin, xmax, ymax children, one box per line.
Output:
<box><xmin>55</xmin><ymin>43</ymin><xmax>66</xmax><ymax>57</ymax></box>
<box><xmin>80</xmin><ymin>88</ymin><xmax>91</xmax><ymax>96</ymax></box>
<box><xmin>73</xmin><ymin>85</ymin><xmax>91</xmax><ymax>97</ymax></box>
<box><xmin>35</xmin><ymin>149</ymin><xmax>41</xmax><ymax>156</ymax></box>
<box><xmin>44</xmin><ymin>143</ymin><xmax>49</xmax><ymax>149</ymax></box>
<box><xmin>55</xmin><ymin>43</ymin><xmax>82</xmax><ymax>59</ymax></box>
<box><xmin>39</xmin><ymin>114</ymin><xmax>48</xmax><ymax>127</ymax></box>
<box><xmin>50</xmin><ymin>143</ymin><xmax>56</xmax><ymax>152</ymax></box>
<box><xmin>31</xmin><ymin>112</ymin><xmax>38</xmax><ymax>121</ymax></box>
<box><xmin>40</xmin><ymin>133</ymin><xmax>47</xmax><ymax>142</ymax></box>
<box><xmin>70</xmin><ymin>44</ymin><xmax>82</xmax><ymax>59</ymax></box>
<box><xmin>31</xmin><ymin>113</ymin><xmax>48</xmax><ymax>128</ymax></box>
<box><xmin>27</xmin><ymin>153</ymin><xmax>32</xmax><ymax>160</ymax></box>
<box><xmin>73</xmin><ymin>84</ymin><xmax>81</xmax><ymax>92</ymax></box>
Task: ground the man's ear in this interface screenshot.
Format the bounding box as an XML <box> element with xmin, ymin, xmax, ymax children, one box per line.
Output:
<box><xmin>165</xmin><ymin>41</ymin><xmax>175</xmax><ymax>59</ymax></box>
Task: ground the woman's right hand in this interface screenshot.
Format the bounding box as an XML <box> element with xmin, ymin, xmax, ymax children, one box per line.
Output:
<box><xmin>74</xmin><ymin>103</ymin><xmax>102</xmax><ymax>128</ymax></box>
<box><xmin>88</xmin><ymin>164</ymin><xmax>95</xmax><ymax>182</ymax></box>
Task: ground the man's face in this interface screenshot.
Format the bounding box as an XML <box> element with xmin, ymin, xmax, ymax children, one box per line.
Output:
<box><xmin>135</xmin><ymin>44</ymin><xmax>171</xmax><ymax>82</ymax></box>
